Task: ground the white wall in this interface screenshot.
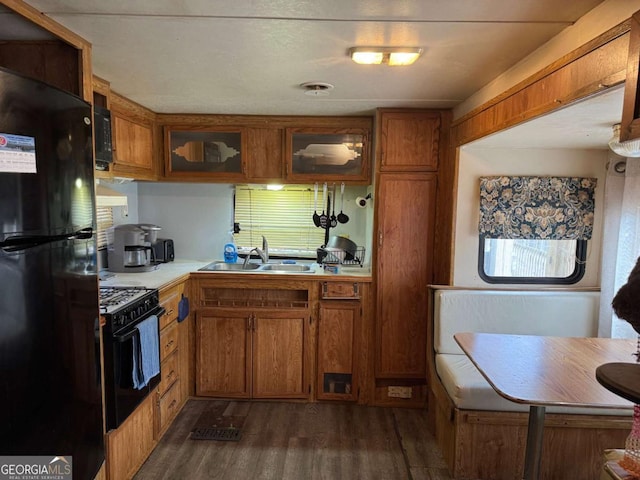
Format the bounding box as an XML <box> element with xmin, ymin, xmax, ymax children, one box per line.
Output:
<box><xmin>453</xmin><ymin>147</ymin><xmax>608</xmax><ymax>287</ymax></box>
<box><xmin>105</xmin><ymin>181</ymin><xmax>371</xmax><ymax>263</ymax></box>
<box><xmin>455</xmin><ymin>0</ymin><xmax>640</xmax><ymax>119</ymax></box>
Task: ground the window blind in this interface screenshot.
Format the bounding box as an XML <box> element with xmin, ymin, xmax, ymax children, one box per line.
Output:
<box><xmin>96</xmin><ymin>207</ymin><xmax>114</xmax><ymax>248</ymax></box>
<box><xmin>234</xmin><ymin>185</ymin><xmax>325</xmax><ymax>255</ymax></box>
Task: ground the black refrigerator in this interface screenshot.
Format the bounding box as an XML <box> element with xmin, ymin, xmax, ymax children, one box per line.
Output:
<box><xmin>0</xmin><ymin>67</ymin><xmax>104</xmax><ymax>479</ymax></box>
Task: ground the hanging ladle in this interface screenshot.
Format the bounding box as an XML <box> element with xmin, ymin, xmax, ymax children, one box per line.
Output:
<box><xmin>319</xmin><ymin>183</ymin><xmax>328</xmax><ymax>228</ymax></box>
<box><xmin>312</xmin><ymin>183</ymin><xmax>320</xmax><ymax>227</ymax></box>
<box><xmin>337</xmin><ymin>182</ymin><xmax>349</xmax><ymax>224</ymax></box>
<box><xmin>330</xmin><ymin>183</ymin><xmax>338</xmax><ymax>227</ymax></box>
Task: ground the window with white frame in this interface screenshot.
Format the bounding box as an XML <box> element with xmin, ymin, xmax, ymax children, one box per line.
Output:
<box><xmin>478</xmin><ymin>176</ymin><xmax>595</xmax><ymax>284</ymax></box>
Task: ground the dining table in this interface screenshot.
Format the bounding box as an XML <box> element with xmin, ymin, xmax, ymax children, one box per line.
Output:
<box><xmin>453</xmin><ymin>332</ymin><xmax>636</xmax><ymax>480</ymax></box>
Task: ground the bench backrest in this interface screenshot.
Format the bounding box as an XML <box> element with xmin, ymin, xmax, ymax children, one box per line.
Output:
<box><xmin>433</xmin><ymin>289</ymin><xmax>600</xmax><ymax>355</ymax></box>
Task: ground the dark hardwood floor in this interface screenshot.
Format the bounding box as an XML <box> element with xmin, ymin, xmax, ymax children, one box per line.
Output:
<box><xmin>134</xmin><ymin>399</ymin><xmax>452</xmax><ymax>480</ymax></box>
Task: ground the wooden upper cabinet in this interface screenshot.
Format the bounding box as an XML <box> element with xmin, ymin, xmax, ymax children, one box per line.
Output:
<box><xmin>245</xmin><ymin>127</ymin><xmax>284</xmax><ymax>181</ymax></box>
<box><xmin>284</xmin><ymin>126</ymin><xmax>371</xmax><ymax>184</ymax></box>
<box><xmin>620</xmin><ymin>10</ymin><xmax>640</xmax><ymax>142</ymax></box>
<box><xmin>0</xmin><ymin>41</ymin><xmax>82</xmax><ymax>96</ymax></box>
<box><xmin>110</xmin><ymin>93</ymin><xmax>156</xmax><ymax>180</ymax></box>
<box><xmin>157</xmin><ymin>115</ymin><xmax>372</xmax><ymax>183</ymax></box>
<box><xmin>164</xmin><ymin>126</ymin><xmax>247</xmax><ymax>182</ymax></box>
<box><xmin>378</xmin><ymin>110</ymin><xmax>441</xmax><ymax>172</ymax></box>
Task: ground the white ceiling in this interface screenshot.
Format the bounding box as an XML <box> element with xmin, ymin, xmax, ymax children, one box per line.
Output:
<box><xmin>1</xmin><ymin>0</ymin><xmax>625</xmax><ymax>150</ymax></box>
<box><xmin>9</xmin><ymin>0</ymin><xmax>605</xmax><ymax>118</ymax></box>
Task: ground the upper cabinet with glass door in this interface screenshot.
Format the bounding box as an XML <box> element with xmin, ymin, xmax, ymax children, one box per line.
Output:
<box><xmin>164</xmin><ymin>126</ymin><xmax>246</xmax><ymax>182</ymax></box>
<box><xmin>285</xmin><ymin>127</ymin><xmax>371</xmax><ymax>184</ymax></box>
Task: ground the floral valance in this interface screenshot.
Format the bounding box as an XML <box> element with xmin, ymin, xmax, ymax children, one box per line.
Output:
<box><xmin>478</xmin><ymin>176</ymin><xmax>597</xmax><ymax>240</ymax></box>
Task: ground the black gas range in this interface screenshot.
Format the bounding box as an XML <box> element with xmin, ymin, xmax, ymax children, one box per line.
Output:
<box><xmin>100</xmin><ymin>286</ymin><xmax>160</xmax><ymax>331</ymax></box>
<box><xmin>100</xmin><ymin>286</ymin><xmax>164</xmax><ymax>431</ymax></box>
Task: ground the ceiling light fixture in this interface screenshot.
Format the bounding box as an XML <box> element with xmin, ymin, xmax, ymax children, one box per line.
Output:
<box><xmin>348</xmin><ymin>47</ymin><xmax>423</xmax><ymax>66</ymax></box>
<box><xmin>608</xmin><ymin>123</ymin><xmax>640</xmax><ymax>157</ymax></box>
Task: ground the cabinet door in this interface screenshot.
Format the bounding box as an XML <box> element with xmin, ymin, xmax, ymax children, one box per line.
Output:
<box><xmin>196</xmin><ymin>309</ymin><xmax>251</xmax><ymax>398</ymax></box>
<box><xmin>378</xmin><ymin>110</ymin><xmax>441</xmax><ymax>171</ymax></box>
<box><xmin>375</xmin><ymin>173</ymin><xmax>437</xmax><ymax>378</ymax></box>
<box><xmin>285</xmin><ymin>127</ymin><xmax>371</xmax><ymax>184</ymax></box>
<box><xmin>245</xmin><ymin>127</ymin><xmax>284</xmax><ymax>181</ymax></box>
<box><xmin>621</xmin><ymin>10</ymin><xmax>640</xmax><ymax>142</ymax></box>
<box><xmin>112</xmin><ymin>113</ymin><xmax>155</xmax><ymax>179</ymax></box>
<box><xmin>317</xmin><ymin>301</ymin><xmax>360</xmax><ymax>401</ymax></box>
<box><xmin>164</xmin><ymin>126</ymin><xmax>247</xmax><ymax>182</ymax></box>
<box><xmin>106</xmin><ymin>393</ymin><xmax>155</xmax><ymax>480</ymax></box>
<box><xmin>252</xmin><ymin>310</ymin><xmax>308</xmax><ymax>398</ymax></box>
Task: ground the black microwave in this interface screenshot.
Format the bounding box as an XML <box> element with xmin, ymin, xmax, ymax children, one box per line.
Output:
<box><xmin>94</xmin><ymin>106</ymin><xmax>113</xmax><ymax>170</ymax></box>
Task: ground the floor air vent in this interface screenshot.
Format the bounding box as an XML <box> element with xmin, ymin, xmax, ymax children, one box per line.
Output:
<box><xmin>191</xmin><ymin>427</ymin><xmax>242</xmax><ymax>441</ymax></box>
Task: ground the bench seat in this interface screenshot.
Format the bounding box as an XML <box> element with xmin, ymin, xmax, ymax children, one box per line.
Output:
<box><xmin>436</xmin><ymin>352</ymin><xmax>632</xmax><ymax>415</ymax></box>
<box><xmin>428</xmin><ymin>287</ymin><xmax>632</xmax><ymax>479</ymax></box>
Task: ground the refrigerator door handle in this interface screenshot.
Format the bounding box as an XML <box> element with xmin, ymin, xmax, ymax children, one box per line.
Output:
<box><xmin>0</xmin><ymin>228</ymin><xmax>94</xmax><ymax>252</ymax></box>
<box><xmin>69</xmin><ymin>228</ymin><xmax>94</xmax><ymax>240</ymax></box>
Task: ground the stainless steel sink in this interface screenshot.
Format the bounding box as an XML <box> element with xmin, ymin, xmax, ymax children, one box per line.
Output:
<box><xmin>259</xmin><ymin>264</ymin><xmax>312</xmax><ymax>272</ymax></box>
<box><xmin>199</xmin><ymin>262</ymin><xmax>260</xmax><ymax>271</ymax></box>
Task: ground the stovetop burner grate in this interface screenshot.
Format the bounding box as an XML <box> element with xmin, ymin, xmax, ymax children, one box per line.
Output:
<box><xmin>99</xmin><ymin>286</ymin><xmax>160</xmax><ymax>329</ymax></box>
<box><xmin>100</xmin><ymin>286</ymin><xmax>148</xmax><ymax>306</ymax></box>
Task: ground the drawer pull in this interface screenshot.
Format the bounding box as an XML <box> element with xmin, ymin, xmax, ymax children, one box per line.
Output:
<box><xmin>168</xmin><ymin>370</ymin><xmax>175</xmax><ymax>379</ymax></box>
<box><xmin>169</xmin><ymin>399</ymin><xmax>177</xmax><ymax>409</ymax></box>
<box><xmin>165</xmin><ymin>340</ymin><xmax>174</xmax><ymax>349</ymax></box>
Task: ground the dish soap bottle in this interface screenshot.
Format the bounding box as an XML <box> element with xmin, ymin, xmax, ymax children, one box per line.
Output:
<box><xmin>223</xmin><ymin>243</ymin><xmax>237</xmax><ymax>263</ymax></box>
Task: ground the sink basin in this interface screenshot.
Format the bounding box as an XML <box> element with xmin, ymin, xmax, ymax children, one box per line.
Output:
<box><xmin>199</xmin><ymin>262</ymin><xmax>260</xmax><ymax>271</ymax></box>
<box><xmin>260</xmin><ymin>264</ymin><xmax>312</xmax><ymax>272</ymax></box>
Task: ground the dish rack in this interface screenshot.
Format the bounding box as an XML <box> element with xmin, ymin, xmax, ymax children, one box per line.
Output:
<box><xmin>318</xmin><ymin>246</ymin><xmax>366</xmax><ymax>267</ymax></box>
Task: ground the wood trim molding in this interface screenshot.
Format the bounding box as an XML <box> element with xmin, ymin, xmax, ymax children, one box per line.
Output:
<box><xmin>451</xmin><ymin>19</ymin><xmax>631</xmax><ymax>147</ymax></box>
<box><xmin>157</xmin><ymin>113</ymin><xmax>372</xmax><ymax>129</ymax></box>
<box><xmin>620</xmin><ymin>10</ymin><xmax>640</xmax><ymax>141</ymax></box>
<box><xmin>452</xmin><ymin>19</ymin><xmax>631</xmax><ymax>129</ymax></box>
<box><xmin>110</xmin><ymin>91</ymin><xmax>157</xmax><ymax>122</ymax></box>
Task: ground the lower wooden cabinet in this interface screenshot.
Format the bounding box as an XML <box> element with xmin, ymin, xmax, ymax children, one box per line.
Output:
<box><xmin>157</xmin><ymin>379</ymin><xmax>182</xmax><ymax>432</ymax></box>
<box><xmin>105</xmin><ymin>393</ymin><xmax>155</xmax><ymax>480</ymax></box>
<box><xmin>196</xmin><ymin>308</ymin><xmax>309</xmax><ymax>399</ymax></box>
<box><xmin>155</xmin><ymin>281</ymin><xmax>190</xmax><ymax>437</ymax></box>
<box><xmin>317</xmin><ymin>300</ymin><xmax>360</xmax><ymax>401</ymax></box>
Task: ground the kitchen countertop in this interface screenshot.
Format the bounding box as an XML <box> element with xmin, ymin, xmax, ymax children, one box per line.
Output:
<box><xmin>99</xmin><ymin>259</ymin><xmax>372</xmax><ymax>290</ymax></box>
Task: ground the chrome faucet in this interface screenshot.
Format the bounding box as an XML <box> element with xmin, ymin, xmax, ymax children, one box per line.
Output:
<box><xmin>242</xmin><ymin>236</ymin><xmax>269</xmax><ymax>268</ymax></box>
<box><xmin>261</xmin><ymin>235</ymin><xmax>269</xmax><ymax>263</ymax></box>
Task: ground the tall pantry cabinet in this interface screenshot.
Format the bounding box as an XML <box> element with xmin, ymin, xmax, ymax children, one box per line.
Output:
<box><xmin>373</xmin><ymin>109</ymin><xmax>449</xmax><ymax>404</ymax></box>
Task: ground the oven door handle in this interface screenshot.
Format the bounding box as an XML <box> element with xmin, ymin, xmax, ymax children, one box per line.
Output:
<box><xmin>113</xmin><ymin>306</ymin><xmax>166</xmax><ymax>343</ymax></box>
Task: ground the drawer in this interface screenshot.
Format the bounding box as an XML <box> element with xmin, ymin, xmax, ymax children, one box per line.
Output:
<box><xmin>322</xmin><ymin>281</ymin><xmax>360</xmax><ymax>299</ymax></box>
<box><xmin>159</xmin><ymin>292</ymin><xmax>180</xmax><ymax>331</ymax></box>
<box><xmin>158</xmin><ymin>379</ymin><xmax>181</xmax><ymax>432</ymax></box>
<box><xmin>160</xmin><ymin>321</ymin><xmax>178</xmax><ymax>361</ymax></box>
<box><xmin>159</xmin><ymin>349</ymin><xmax>179</xmax><ymax>396</ymax></box>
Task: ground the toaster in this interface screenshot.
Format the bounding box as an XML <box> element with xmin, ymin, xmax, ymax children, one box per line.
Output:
<box><xmin>153</xmin><ymin>238</ymin><xmax>175</xmax><ymax>263</ymax></box>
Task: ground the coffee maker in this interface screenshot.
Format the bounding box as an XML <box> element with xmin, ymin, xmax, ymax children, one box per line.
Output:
<box><xmin>106</xmin><ymin>224</ymin><xmax>161</xmax><ymax>272</ymax></box>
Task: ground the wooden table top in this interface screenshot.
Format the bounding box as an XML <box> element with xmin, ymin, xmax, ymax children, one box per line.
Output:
<box><xmin>454</xmin><ymin>332</ymin><xmax>636</xmax><ymax>409</ymax></box>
